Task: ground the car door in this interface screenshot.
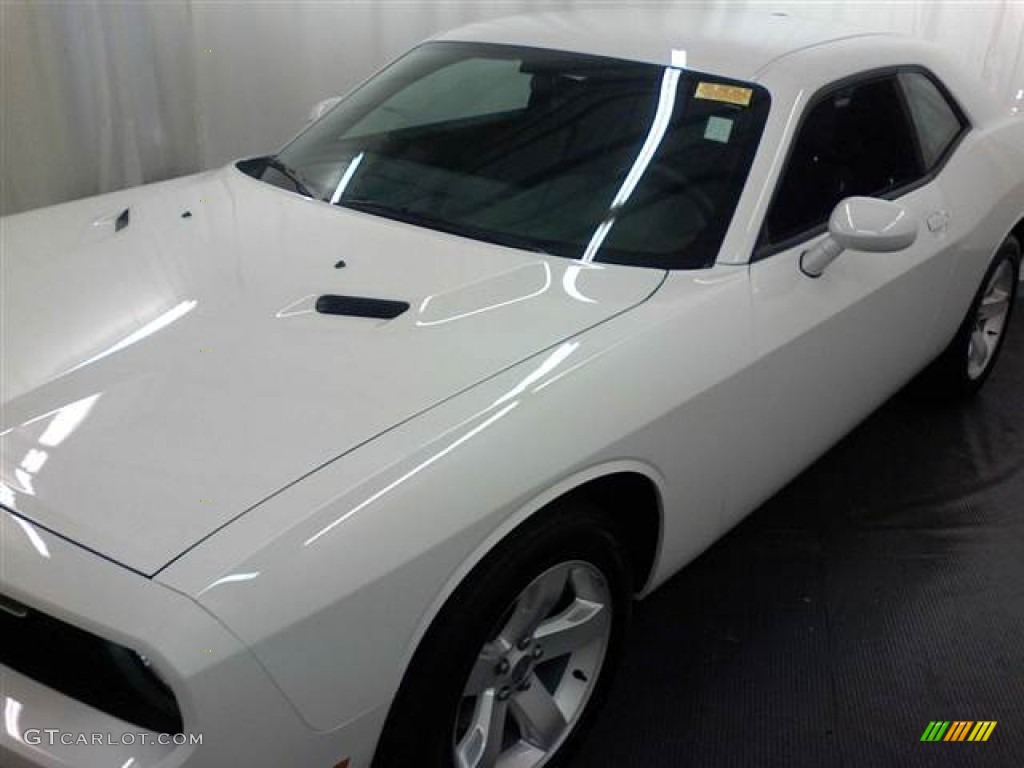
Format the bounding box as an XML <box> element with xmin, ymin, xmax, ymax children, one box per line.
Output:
<box><xmin>728</xmin><ymin>69</ymin><xmax>966</xmax><ymax>516</ymax></box>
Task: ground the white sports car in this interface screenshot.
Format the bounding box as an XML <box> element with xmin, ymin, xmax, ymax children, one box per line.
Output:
<box><xmin>2</xmin><ymin>8</ymin><xmax>1022</xmax><ymax>768</ymax></box>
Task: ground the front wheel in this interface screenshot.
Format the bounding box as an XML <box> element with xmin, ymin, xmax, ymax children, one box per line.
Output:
<box><xmin>917</xmin><ymin>235</ymin><xmax>1020</xmax><ymax>399</ymax></box>
<box><xmin>373</xmin><ymin>507</ymin><xmax>631</xmax><ymax>768</ymax></box>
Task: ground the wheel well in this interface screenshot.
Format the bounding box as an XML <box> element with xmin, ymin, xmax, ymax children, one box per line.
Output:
<box><xmin>1012</xmin><ymin>218</ymin><xmax>1024</xmax><ymax>249</ymax></box>
<box><xmin>545</xmin><ymin>472</ymin><xmax>662</xmax><ymax>593</ymax></box>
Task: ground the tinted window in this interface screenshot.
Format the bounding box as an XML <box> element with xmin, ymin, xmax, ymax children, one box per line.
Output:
<box><xmin>899</xmin><ymin>71</ymin><xmax>965</xmax><ymax>169</ymax></box>
<box><xmin>762</xmin><ymin>75</ymin><xmax>922</xmax><ymax>246</ymax></box>
<box><xmin>348</xmin><ymin>58</ymin><xmax>532</xmax><ymax>136</ymax></box>
<box><xmin>243</xmin><ymin>43</ymin><xmax>770</xmax><ymax>270</ymax></box>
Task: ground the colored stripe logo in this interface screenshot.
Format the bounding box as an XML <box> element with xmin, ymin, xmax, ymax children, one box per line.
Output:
<box><xmin>921</xmin><ymin>721</ymin><xmax>997</xmax><ymax>742</ymax></box>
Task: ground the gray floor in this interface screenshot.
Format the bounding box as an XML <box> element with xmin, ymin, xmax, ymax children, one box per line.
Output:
<box><xmin>570</xmin><ymin>307</ymin><xmax>1024</xmax><ymax>768</ymax></box>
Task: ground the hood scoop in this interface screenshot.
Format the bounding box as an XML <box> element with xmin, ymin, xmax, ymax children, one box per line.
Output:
<box><xmin>315</xmin><ymin>294</ymin><xmax>409</xmax><ymax>320</ymax></box>
<box><xmin>0</xmin><ymin>164</ymin><xmax>666</xmax><ymax>576</ymax></box>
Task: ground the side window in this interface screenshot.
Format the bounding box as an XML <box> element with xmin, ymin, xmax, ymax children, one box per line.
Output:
<box><xmin>762</xmin><ymin>75</ymin><xmax>923</xmax><ymax>247</ymax></box>
<box><xmin>899</xmin><ymin>71</ymin><xmax>966</xmax><ymax>169</ymax></box>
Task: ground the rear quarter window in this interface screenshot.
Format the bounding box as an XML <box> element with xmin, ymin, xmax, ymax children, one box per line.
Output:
<box><xmin>898</xmin><ymin>71</ymin><xmax>967</xmax><ymax>169</ymax></box>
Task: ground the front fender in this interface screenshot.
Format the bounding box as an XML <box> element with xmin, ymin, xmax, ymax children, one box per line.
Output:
<box><xmin>156</xmin><ymin>265</ymin><xmax>752</xmax><ymax>735</ymax></box>
<box><xmin>157</xmin><ymin>358</ymin><xmax>660</xmax><ymax>733</ymax></box>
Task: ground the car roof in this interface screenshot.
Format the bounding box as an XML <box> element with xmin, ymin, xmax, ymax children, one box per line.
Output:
<box><xmin>435</xmin><ymin>7</ymin><xmax>893</xmax><ymax>82</ymax></box>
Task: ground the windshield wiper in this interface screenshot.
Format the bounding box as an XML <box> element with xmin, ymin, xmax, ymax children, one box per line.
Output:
<box><xmin>263</xmin><ymin>156</ymin><xmax>317</xmax><ymax>198</ymax></box>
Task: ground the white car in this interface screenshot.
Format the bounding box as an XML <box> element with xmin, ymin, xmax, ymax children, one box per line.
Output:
<box><xmin>2</xmin><ymin>8</ymin><xmax>1022</xmax><ymax>768</ymax></box>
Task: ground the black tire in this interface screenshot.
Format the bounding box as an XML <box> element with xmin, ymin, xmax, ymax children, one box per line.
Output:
<box><xmin>916</xmin><ymin>235</ymin><xmax>1020</xmax><ymax>399</ymax></box>
<box><xmin>372</xmin><ymin>505</ymin><xmax>631</xmax><ymax>768</ymax></box>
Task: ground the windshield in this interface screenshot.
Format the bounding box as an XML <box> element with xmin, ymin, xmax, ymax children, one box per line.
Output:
<box><xmin>240</xmin><ymin>42</ymin><xmax>770</xmax><ymax>270</ymax></box>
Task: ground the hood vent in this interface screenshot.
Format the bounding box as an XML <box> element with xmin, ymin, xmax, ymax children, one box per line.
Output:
<box><xmin>315</xmin><ymin>294</ymin><xmax>409</xmax><ymax>320</ymax></box>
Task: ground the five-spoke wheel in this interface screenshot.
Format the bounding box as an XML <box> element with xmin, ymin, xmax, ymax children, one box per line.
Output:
<box><xmin>918</xmin><ymin>234</ymin><xmax>1019</xmax><ymax>398</ymax></box>
<box><xmin>373</xmin><ymin>506</ymin><xmax>629</xmax><ymax>768</ymax></box>
<box><xmin>453</xmin><ymin>561</ymin><xmax>612</xmax><ymax>768</ymax></box>
<box><xmin>967</xmin><ymin>257</ymin><xmax>1015</xmax><ymax>380</ymax></box>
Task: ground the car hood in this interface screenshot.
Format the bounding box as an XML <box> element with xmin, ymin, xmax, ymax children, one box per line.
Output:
<box><xmin>1</xmin><ymin>166</ymin><xmax>664</xmax><ymax>575</ymax></box>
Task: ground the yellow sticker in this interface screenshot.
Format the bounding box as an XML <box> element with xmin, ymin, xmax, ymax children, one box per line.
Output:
<box><xmin>695</xmin><ymin>82</ymin><xmax>753</xmax><ymax>107</ymax></box>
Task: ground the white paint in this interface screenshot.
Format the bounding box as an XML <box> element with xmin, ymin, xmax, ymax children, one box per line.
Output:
<box><xmin>2</xmin><ymin>10</ymin><xmax>1023</xmax><ymax>768</ymax></box>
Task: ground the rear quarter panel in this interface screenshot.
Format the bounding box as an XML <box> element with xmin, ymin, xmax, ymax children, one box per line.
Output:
<box><xmin>932</xmin><ymin>117</ymin><xmax>1024</xmax><ymax>344</ymax></box>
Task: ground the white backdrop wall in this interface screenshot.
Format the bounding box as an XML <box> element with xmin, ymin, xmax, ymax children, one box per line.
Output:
<box><xmin>2</xmin><ymin>0</ymin><xmax>1022</xmax><ymax>216</ymax></box>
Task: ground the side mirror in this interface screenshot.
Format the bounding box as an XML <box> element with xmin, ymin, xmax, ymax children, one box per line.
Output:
<box><xmin>800</xmin><ymin>197</ymin><xmax>919</xmax><ymax>278</ymax></box>
<box><xmin>308</xmin><ymin>96</ymin><xmax>342</xmax><ymax>123</ymax></box>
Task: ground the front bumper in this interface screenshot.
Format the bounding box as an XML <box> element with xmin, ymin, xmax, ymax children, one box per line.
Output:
<box><xmin>0</xmin><ymin>508</ymin><xmax>386</xmax><ymax>768</ymax></box>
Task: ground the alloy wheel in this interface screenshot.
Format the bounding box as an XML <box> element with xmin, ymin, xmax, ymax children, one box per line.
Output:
<box><xmin>967</xmin><ymin>258</ymin><xmax>1015</xmax><ymax>380</ymax></box>
<box><xmin>452</xmin><ymin>561</ymin><xmax>613</xmax><ymax>768</ymax></box>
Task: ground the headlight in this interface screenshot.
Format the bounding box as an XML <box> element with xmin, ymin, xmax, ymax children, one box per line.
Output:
<box><xmin>0</xmin><ymin>593</ymin><xmax>184</xmax><ymax>733</ymax></box>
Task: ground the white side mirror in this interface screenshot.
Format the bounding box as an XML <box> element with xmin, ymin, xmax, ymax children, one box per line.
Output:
<box><xmin>801</xmin><ymin>197</ymin><xmax>919</xmax><ymax>278</ymax></box>
<box><xmin>308</xmin><ymin>96</ymin><xmax>342</xmax><ymax>123</ymax></box>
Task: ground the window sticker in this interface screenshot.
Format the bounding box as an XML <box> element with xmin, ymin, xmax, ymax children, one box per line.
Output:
<box><xmin>695</xmin><ymin>82</ymin><xmax>753</xmax><ymax>107</ymax></box>
<box><xmin>704</xmin><ymin>115</ymin><xmax>734</xmax><ymax>143</ymax></box>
